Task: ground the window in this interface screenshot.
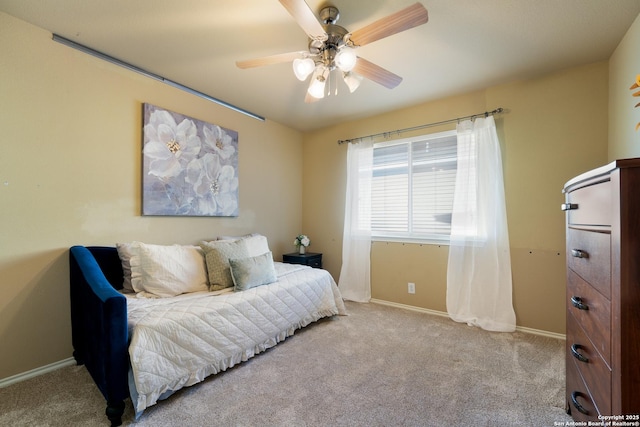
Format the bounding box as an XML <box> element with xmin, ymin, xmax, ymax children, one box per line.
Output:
<box><xmin>370</xmin><ymin>130</ymin><xmax>457</xmax><ymax>243</ymax></box>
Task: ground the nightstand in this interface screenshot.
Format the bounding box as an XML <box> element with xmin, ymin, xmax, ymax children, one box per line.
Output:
<box><xmin>282</xmin><ymin>252</ymin><xmax>322</xmax><ymax>269</ymax></box>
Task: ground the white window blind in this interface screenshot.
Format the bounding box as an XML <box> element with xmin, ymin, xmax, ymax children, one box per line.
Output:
<box><xmin>370</xmin><ymin>130</ymin><xmax>457</xmax><ymax>242</ymax></box>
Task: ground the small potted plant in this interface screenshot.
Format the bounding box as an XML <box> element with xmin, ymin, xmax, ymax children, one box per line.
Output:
<box><xmin>294</xmin><ymin>234</ymin><xmax>311</xmax><ymax>254</ymax></box>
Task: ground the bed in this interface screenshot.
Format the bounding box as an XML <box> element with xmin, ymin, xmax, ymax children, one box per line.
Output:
<box><xmin>69</xmin><ymin>240</ymin><xmax>346</xmax><ymax>426</ymax></box>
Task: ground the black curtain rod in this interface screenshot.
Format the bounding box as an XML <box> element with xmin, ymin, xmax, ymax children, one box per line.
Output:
<box><xmin>337</xmin><ymin>107</ymin><xmax>505</xmax><ymax>145</ymax></box>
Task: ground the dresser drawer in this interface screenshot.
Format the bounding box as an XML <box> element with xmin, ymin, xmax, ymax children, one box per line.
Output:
<box><xmin>306</xmin><ymin>257</ymin><xmax>322</xmax><ymax>268</ymax></box>
<box><xmin>565</xmin><ymin>181</ymin><xmax>611</xmax><ymax>226</ymax></box>
<box><xmin>567</xmin><ymin>270</ymin><xmax>611</xmax><ymax>365</ymax></box>
<box><xmin>566</xmin><ymin>228</ymin><xmax>611</xmax><ymax>299</ymax></box>
<box><xmin>566</xmin><ymin>354</ymin><xmax>600</xmax><ymax>421</ymax></box>
<box><xmin>566</xmin><ymin>312</ymin><xmax>611</xmax><ymax>416</ymax></box>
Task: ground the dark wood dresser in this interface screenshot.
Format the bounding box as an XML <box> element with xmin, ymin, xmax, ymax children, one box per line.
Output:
<box><xmin>562</xmin><ymin>159</ymin><xmax>640</xmax><ymax>421</ymax></box>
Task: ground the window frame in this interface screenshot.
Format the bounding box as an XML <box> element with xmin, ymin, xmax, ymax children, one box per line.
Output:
<box><xmin>369</xmin><ymin>129</ymin><xmax>457</xmax><ymax>246</ymax></box>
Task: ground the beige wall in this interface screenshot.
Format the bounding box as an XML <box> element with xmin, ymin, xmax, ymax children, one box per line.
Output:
<box><xmin>3</xmin><ymin>7</ymin><xmax>634</xmax><ymax>381</ymax></box>
<box><xmin>0</xmin><ymin>12</ymin><xmax>303</xmax><ymax>379</ymax></box>
<box><xmin>609</xmin><ymin>13</ymin><xmax>640</xmax><ymax>160</ymax></box>
<box><xmin>303</xmin><ymin>62</ymin><xmax>609</xmax><ymax>335</ymax></box>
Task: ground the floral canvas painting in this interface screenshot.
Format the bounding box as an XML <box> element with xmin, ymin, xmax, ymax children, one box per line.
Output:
<box><xmin>142</xmin><ymin>103</ymin><xmax>239</xmax><ymax>216</ymax></box>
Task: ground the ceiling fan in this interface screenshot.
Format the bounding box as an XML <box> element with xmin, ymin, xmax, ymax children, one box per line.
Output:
<box><xmin>236</xmin><ymin>0</ymin><xmax>429</xmax><ymax>102</ymax></box>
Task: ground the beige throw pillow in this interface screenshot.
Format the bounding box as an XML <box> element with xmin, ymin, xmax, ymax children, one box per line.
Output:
<box><xmin>200</xmin><ymin>239</ymin><xmax>249</xmax><ymax>291</ymax></box>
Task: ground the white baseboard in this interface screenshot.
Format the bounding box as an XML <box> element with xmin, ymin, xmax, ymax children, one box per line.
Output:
<box><xmin>0</xmin><ymin>357</ymin><xmax>76</xmax><ymax>389</ymax></box>
<box><xmin>370</xmin><ymin>299</ymin><xmax>451</xmax><ymax>318</ymax></box>
<box><xmin>515</xmin><ymin>325</ymin><xmax>566</xmax><ymax>340</ymax></box>
<box><xmin>369</xmin><ymin>299</ymin><xmax>566</xmax><ymax>340</ymax></box>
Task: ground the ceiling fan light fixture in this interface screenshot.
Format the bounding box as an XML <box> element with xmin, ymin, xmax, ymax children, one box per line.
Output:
<box><xmin>308</xmin><ymin>66</ymin><xmax>329</xmax><ymax>98</ymax></box>
<box><xmin>308</xmin><ymin>79</ymin><xmax>325</xmax><ymax>99</ymax></box>
<box><xmin>343</xmin><ymin>71</ymin><xmax>363</xmax><ymax>93</ymax></box>
<box><xmin>292</xmin><ymin>57</ymin><xmax>315</xmax><ymax>81</ymax></box>
<box><xmin>239</xmin><ymin>2</ymin><xmax>429</xmax><ymax>101</ymax></box>
<box><xmin>335</xmin><ymin>47</ymin><xmax>357</xmax><ymax>72</ymax></box>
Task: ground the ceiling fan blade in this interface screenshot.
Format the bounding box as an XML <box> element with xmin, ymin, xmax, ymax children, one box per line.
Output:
<box><xmin>236</xmin><ymin>51</ymin><xmax>304</xmax><ymax>69</ymax></box>
<box><xmin>279</xmin><ymin>0</ymin><xmax>327</xmax><ymax>41</ymax></box>
<box><xmin>353</xmin><ymin>57</ymin><xmax>403</xmax><ymax>89</ymax></box>
<box><xmin>349</xmin><ymin>3</ymin><xmax>428</xmax><ymax>47</ymax></box>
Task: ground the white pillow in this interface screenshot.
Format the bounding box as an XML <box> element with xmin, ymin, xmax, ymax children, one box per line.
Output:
<box><xmin>213</xmin><ymin>233</ymin><xmax>270</xmax><ymax>257</ymax></box>
<box><xmin>242</xmin><ymin>234</ymin><xmax>270</xmax><ymax>257</ymax></box>
<box><xmin>115</xmin><ymin>242</ymin><xmax>135</xmax><ymax>291</ymax></box>
<box><xmin>129</xmin><ymin>242</ymin><xmax>208</xmax><ymax>298</ymax></box>
<box><xmin>216</xmin><ymin>233</ymin><xmax>259</xmax><ymax>241</ymax></box>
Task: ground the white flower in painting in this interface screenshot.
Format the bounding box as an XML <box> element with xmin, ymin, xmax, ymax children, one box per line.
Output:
<box><xmin>143</xmin><ymin>110</ymin><xmax>202</xmax><ymax>178</ymax></box>
<box><xmin>202</xmin><ymin>124</ymin><xmax>236</xmax><ymax>160</ymax></box>
<box><xmin>186</xmin><ymin>153</ymin><xmax>238</xmax><ymax>215</ymax></box>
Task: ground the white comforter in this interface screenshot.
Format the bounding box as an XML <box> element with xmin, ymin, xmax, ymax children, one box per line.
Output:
<box><xmin>125</xmin><ymin>262</ymin><xmax>346</xmax><ymax>415</ymax></box>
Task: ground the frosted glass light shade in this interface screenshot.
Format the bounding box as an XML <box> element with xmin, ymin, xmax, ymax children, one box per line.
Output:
<box><xmin>308</xmin><ymin>78</ymin><xmax>326</xmax><ymax>99</ymax></box>
<box><xmin>292</xmin><ymin>58</ymin><xmax>315</xmax><ymax>81</ymax></box>
<box><xmin>335</xmin><ymin>47</ymin><xmax>357</xmax><ymax>72</ymax></box>
<box><xmin>307</xmin><ymin>66</ymin><xmax>328</xmax><ymax>99</ymax></box>
<box><xmin>343</xmin><ymin>72</ymin><xmax>363</xmax><ymax>93</ymax></box>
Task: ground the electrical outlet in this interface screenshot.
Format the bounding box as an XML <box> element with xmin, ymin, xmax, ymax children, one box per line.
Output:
<box><xmin>408</xmin><ymin>282</ymin><xmax>415</xmax><ymax>294</ymax></box>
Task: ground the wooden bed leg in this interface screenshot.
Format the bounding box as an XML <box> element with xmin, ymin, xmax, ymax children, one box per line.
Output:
<box><xmin>106</xmin><ymin>400</ymin><xmax>125</xmax><ymax>427</ymax></box>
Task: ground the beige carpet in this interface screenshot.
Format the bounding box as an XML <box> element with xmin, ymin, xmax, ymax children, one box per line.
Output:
<box><xmin>0</xmin><ymin>301</ymin><xmax>573</xmax><ymax>426</ymax></box>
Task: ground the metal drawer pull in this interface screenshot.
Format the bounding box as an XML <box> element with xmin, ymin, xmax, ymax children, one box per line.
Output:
<box><xmin>570</xmin><ymin>296</ymin><xmax>589</xmax><ymax>310</ymax></box>
<box><xmin>570</xmin><ymin>391</ymin><xmax>590</xmax><ymax>415</ymax></box>
<box><xmin>561</xmin><ymin>203</ymin><xmax>579</xmax><ymax>211</ymax></box>
<box><xmin>570</xmin><ymin>344</ymin><xmax>589</xmax><ymax>363</ymax></box>
<box><xmin>571</xmin><ymin>249</ymin><xmax>588</xmax><ymax>259</ymax></box>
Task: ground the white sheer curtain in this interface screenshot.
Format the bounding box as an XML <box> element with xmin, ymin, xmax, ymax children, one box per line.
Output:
<box><xmin>338</xmin><ymin>140</ymin><xmax>373</xmax><ymax>302</ymax></box>
<box><xmin>446</xmin><ymin>116</ymin><xmax>516</xmax><ymax>332</ymax></box>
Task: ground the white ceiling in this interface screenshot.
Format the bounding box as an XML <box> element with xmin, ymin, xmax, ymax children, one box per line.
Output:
<box><xmin>2</xmin><ymin>0</ymin><xmax>639</xmax><ymax>131</ymax></box>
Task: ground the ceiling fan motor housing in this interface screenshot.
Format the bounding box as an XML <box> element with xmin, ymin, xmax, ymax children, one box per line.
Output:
<box><xmin>311</xmin><ymin>24</ymin><xmax>348</xmax><ymax>61</ymax></box>
<box><xmin>308</xmin><ymin>6</ymin><xmax>350</xmax><ymax>68</ymax></box>
<box><xmin>319</xmin><ymin>6</ymin><xmax>339</xmax><ymax>24</ymax></box>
